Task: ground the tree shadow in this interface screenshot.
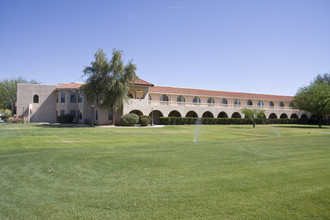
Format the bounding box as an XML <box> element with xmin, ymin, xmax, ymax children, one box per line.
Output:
<box><xmin>35</xmin><ymin>123</ymin><xmax>90</xmax><ymax>128</ymax></box>
<box><xmin>274</xmin><ymin>125</ymin><xmax>329</xmax><ymax>129</ymax></box>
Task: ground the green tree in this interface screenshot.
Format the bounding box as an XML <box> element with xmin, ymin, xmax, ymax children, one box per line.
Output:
<box><xmin>241</xmin><ymin>108</ymin><xmax>265</xmax><ymax>128</ymax></box>
<box><xmin>294</xmin><ymin>78</ymin><xmax>330</xmax><ymax>128</ymax></box>
<box><xmin>314</xmin><ymin>73</ymin><xmax>330</xmax><ymax>85</ymax></box>
<box><xmin>82</xmin><ymin>49</ymin><xmax>138</xmax><ymax>125</ymax></box>
<box><xmin>0</xmin><ymin>77</ymin><xmax>40</xmax><ymax>115</ymax></box>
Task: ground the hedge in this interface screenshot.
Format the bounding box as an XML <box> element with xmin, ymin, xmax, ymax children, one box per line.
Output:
<box><xmin>158</xmin><ymin>117</ymin><xmax>312</xmax><ymax>125</ymax></box>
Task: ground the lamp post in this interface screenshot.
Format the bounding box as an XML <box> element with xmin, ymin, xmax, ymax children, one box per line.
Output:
<box><xmin>22</xmin><ymin>105</ymin><xmax>25</xmax><ymax>123</ymax></box>
<box><xmin>91</xmin><ymin>105</ymin><xmax>94</xmax><ymax>127</ymax></box>
<box><xmin>151</xmin><ymin>107</ymin><xmax>154</xmax><ymax>126</ymax></box>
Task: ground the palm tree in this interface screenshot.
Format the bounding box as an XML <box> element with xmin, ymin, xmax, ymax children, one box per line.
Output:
<box><xmin>82</xmin><ymin>49</ymin><xmax>138</xmax><ymax>125</ymax></box>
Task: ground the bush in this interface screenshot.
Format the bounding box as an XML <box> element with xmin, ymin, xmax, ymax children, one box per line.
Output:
<box><xmin>120</xmin><ymin>113</ymin><xmax>139</xmax><ymax>126</ymax></box>
<box><xmin>139</xmin><ymin>115</ymin><xmax>151</xmax><ymax>125</ymax></box>
<box><xmin>0</xmin><ymin>113</ymin><xmax>11</xmax><ymax>120</ymax></box>
<box><xmin>57</xmin><ymin>114</ymin><xmax>74</xmax><ymax>123</ymax></box>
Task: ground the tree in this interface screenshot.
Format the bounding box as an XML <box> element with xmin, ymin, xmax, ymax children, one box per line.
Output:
<box><xmin>294</xmin><ymin>79</ymin><xmax>330</xmax><ymax>128</ymax></box>
<box><xmin>314</xmin><ymin>73</ymin><xmax>330</xmax><ymax>85</ymax></box>
<box><xmin>0</xmin><ymin>77</ymin><xmax>40</xmax><ymax>115</ymax></box>
<box><xmin>241</xmin><ymin>108</ymin><xmax>265</xmax><ymax>128</ymax></box>
<box><xmin>82</xmin><ymin>49</ymin><xmax>138</xmax><ymax>125</ymax></box>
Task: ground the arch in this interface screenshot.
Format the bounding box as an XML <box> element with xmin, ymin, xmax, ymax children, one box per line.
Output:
<box><xmin>128</xmin><ymin>89</ymin><xmax>135</xmax><ymax>99</ymax></box>
<box><xmin>217</xmin><ymin>111</ymin><xmax>228</xmax><ymax>118</ymax></box>
<box><xmin>129</xmin><ymin>110</ymin><xmax>143</xmax><ymax>116</ymax></box>
<box><xmin>160</xmin><ymin>95</ymin><xmax>169</xmax><ymax>102</ymax></box>
<box><xmin>290</xmin><ymin>114</ymin><xmax>298</xmax><ymax>119</ymax></box>
<box><xmin>269</xmin><ymin>101</ymin><xmax>274</xmax><ymax>107</ymax></box>
<box><xmin>246</xmin><ymin>100</ymin><xmax>253</xmax><ymax>106</ymax></box>
<box><xmin>310</xmin><ymin>114</ymin><xmax>317</xmax><ymax>119</ymax></box>
<box><xmin>193</xmin><ymin>97</ymin><xmax>201</xmax><ymax>104</ymax></box>
<box><xmin>280</xmin><ymin>113</ymin><xmax>288</xmax><ymax>118</ymax></box>
<box><xmin>221</xmin><ymin>98</ymin><xmax>228</xmax><ymax>105</ymax></box>
<box><xmin>186</xmin><ymin>111</ymin><xmax>198</xmax><ymax>118</ymax></box>
<box><xmin>149</xmin><ymin>110</ymin><xmax>164</xmax><ymax>125</ymax></box>
<box><xmin>301</xmin><ymin>114</ymin><xmax>308</xmax><ymax>119</ymax></box>
<box><xmin>202</xmin><ymin>111</ymin><xmax>214</xmax><ymax>118</ymax></box>
<box><xmin>258</xmin><ymin>113</ymin><xmax>266</xmax><ymax>118</ymax></box>
<box><xmin>279</xmin><ymin>102</ymin><xmax>284</xmax><ymax>107</ymax></box>
<box><xmin>177</xmin><ymin>96</ymin><xmax>185</xmax><ymax>103</ymax></box>
<box><xmin>258</xmin><ymin>100</ymin><xmax>264</xmax><ymax>106</ymax></box>
<box><xmin>136</xmin><ymin>90</ymin><xmax>144</xmax><ymax>99</ymax></box>
<box><xmin>168</xmin><ymin>110</ymin><xmax>181</xmax><ymax>117</ymax></box>
<box><xmin>33</xmin><ymin>94</ymin><xmax>39</xmax><ymax>103</ymax></box>
<box><xmin>234</xmin><ymin>99</ymin><xmax>241</xmax><ymax>105</ymax></box>
<box><xmin>207</xmin><ymin>98</ymin><xmax>215</xmax><ymax>105</ymax></box>
<box><xmin>269</xmin><ymin>113</ymin><xmax>277</xmax><ymax>119</ymax></box>
<box><xmin>231</xmin><ymin>112</ymin><xmax>242</xmax><ymax>118</ymax></box>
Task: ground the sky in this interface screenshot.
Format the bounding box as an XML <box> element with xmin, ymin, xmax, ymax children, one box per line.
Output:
<box><xmin>1</xmin><ymin>0</ymin><xmax>329</xmax><ymax>96</ymax></box>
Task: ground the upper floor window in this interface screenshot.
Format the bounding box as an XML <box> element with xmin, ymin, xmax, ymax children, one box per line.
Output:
<box><xmin>70</xmin><ymin>90</ymin><xmax>77</xmax><ymax>103</ymax></box>
<box><xmin>160</xmin><ymin>95</ymin><xmax>169</xmax><ymax>102</ymax></box>
<box><xmin>234</xmin><ymin>99</ymin><xmax>241</xmax><ymax>105</ymax></box>
<box><xmin>33</xmin><ymin>95</ymin><xmax>39</xmax><ymax>103</ymax></box>
<box><xmin>279</xmin><ymin>102</ymin><xmax>284</xmax><ymax>107</ymax></box>
<box><xmin>221</xmin><ymin>98</ymin><xmax>228</xmax><ymax>105</ymax></box>
<box><xmin>78</xmin><ymin>92</ymin><xmax>83</xmax><ymax>103</ymax></box>
<box><xmin>61</xmin><ymin>90</ymin><xmax>65</xmax><ymax>103</ymax></box>
<box><xmin>193</xmin><ymin>97</ymin><xmax>201</xmax><ymax>104</ymax></box>
<box><xmin>289</xmin><ymin>102</ymin><xmax>294</xmax><ymax>108</ymax></box>
<box><xmin>258</xmin><ymin>101</ymin><xmax>264</xmax><ymax>106</ymax></box>
<box><xmin>177</xmin><ymin>96</ymin><xmax>185</xmax><ymax>103</ymax></box>
<box><xmin>246</xmin><ymin>100</ymin><xmax>253</xmax><ymax>106</ymax></box>
<box><xmin>207</xmin><ymin>98</ymin><xmax>215</xmax><ymax>104</ymax></box>
<box><xmin>269</xmin><ymin>101</ymin><xmax>274</xmax><ymax>107</ymax></box>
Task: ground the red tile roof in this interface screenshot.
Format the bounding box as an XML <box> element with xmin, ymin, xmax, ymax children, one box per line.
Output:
<box><xmin>149</xmin><ymin>86</ymin><xmax>293</xmax><ymax>101</ymax></box>
<box><xmin>131</xmin><ymin>78</ymin><xmax>154</xmax><ymax>87</ymax></box>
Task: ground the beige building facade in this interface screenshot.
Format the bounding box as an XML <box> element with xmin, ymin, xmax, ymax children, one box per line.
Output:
<box><xmin>16</xmin><ymin>79</ymin><xmax>310</xmax><ymax>125</ymax></box>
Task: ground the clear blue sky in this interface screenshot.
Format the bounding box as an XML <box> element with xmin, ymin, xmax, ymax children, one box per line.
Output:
<box><xmin>1</xmin><ymin>0</ymin><xmax>329</xmax><ymax>96</ymax></box>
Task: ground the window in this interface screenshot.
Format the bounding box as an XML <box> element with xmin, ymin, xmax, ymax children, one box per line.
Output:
<box><xmin>193</xmin><ymin>97</ymin><xmax>201</xmax><ymax>103</ymax></box>
<box><xmin>70</xmin><ymin>110</ymin><xmax>76</xmax><ymax>118</ymax></box>
<box><xmin>70</xmin><ymin>90</ymin><xmax>76</xmax><ymax>103</ymax></box>
<box><xmin>177</xmin><ymin>96</ymin><xmax>185</xmax><ymax>103</ymax></box>
<box><xmin>78</xmin><ymin>92</ymin><xmax>83</xmax><ymax>103</ymax></box>
<box><xmin>279</xmin><ymin>102</ymin><xmax>284</xmax><ymax>107</ymax></box>
<box><xmin>234</xmin><ymin>99</ymin><xmax>241</xmax><ymax>105</ymax></box>
<box><xmin>207</xmin><ymin>98</ymin><xmax>215</xmax><ymax>104</ymax></box>
<box><xmin>160</xmin><ymin>95</ymin><xmax>169</xmax><ymax>102</ymax></box>
<box><xmin>246</xmin><ymin>100</ymin><xmax>253</xmax><ymax>106</ymax></box>
<box><xmin>60</xmin><ymin>110</ymin><xmax>65</xmax><ymax>115</ymax></box>
<box><xmin>108</xmin><ymin>109</ymin><xmax>113</xmax><ymax>120</ymax></box>
<box><xmin>258</xmin><ymin>101</ymin><xmax>264</xmax><ymax>106</ymax></box>
<box><xmin>269</xmin><ymin>101</ymin><xmax>274</xmax><ymax>107</ymax></box>
<box><xmin>289</xmin><ymin>102</ymin><xmax>294</xmax><ymax>108</ymax></box>
<box><xmin>221</xmin><ymin>98</ymin><xmax>228</xmax><ymax>105</ymax></box>
<box><xmin>61</xmin><ymin>90</ymin><xmax>65</xmax><ymax>103</ymax></box>
<box><xmin>78</xmin><ymin>110</ymin><xmax>83</xmax><ymax>120</ymax></box>
<box><xmin>33</xmin><ymin>95</ymin><xmax>39</xmax><ymax>103</ymax></box>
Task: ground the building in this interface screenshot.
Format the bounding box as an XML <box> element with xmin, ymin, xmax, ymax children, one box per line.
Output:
<box><xmin>16</xmin><ymin>79</ymin><xmax>310</xmax><ymax>125</ymax></box>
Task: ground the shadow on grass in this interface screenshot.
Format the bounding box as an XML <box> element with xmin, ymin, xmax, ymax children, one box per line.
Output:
<box><xmin>35</xmin><ymin>123</ymin><xmax>91</xmax><ymax>128</ymax></box>
<box><xmin>274</xmin><ymin>125</ymin><xmax>329</xmax><ymax>129</ymax></box>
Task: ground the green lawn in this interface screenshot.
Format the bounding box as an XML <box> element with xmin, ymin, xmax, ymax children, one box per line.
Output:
<box><xmin>1</xmin><ymin>123</ymin><xmax>330</xmax><ymax>219</ymax></box>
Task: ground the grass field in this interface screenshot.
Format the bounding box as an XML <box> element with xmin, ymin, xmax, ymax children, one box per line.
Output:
<box><xmin>0</xmin><ymin>123</ymin><xmax>330</xmax><ymax>219</ymax></box>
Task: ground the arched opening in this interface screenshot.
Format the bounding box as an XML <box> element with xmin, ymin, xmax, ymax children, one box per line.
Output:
<box><xmin>149</xmin><ymin>110</ymin><xmax>163</xmax><ymax>125</ymax></box>
<box><xmin>217</xmin><ymin>111</ymin><xmax>228</xmax><ymax>118</ymax></box>
<box><xmin>301</xmin><ymin>114</ymin><xmax>308</xmax><ymax>119</ymax></box>
<box><xmin>160</xmin><ymin>95</ymin><xmax>169</xmax><ymax>102</ymax></box>
<box><xmin>221</xmin><ymin>98</ymin><xmax>228</xmax><ymax>105</ymax></box>
<box><xmin>234</xmin><ymin>99</ymin><xmax>241</xmax><ymax>105</ymax></box>
<box><xmin>290</xmin><ymin>114</ymin><xmax>298</xmax><ymax>119</ymax></box>
<box><xmin>231</xmin><ymin>112</ymin><xmax>242</xmax><ymax>118</ymax></box>
<box><xmin>33</xmin><ymin>95</ymin><xmax>39</xmax><ymax>103</ymax></box>
<box><xmin>136</xmin><ymin>90</ymin><xmax>144</xmax><ymax>99</ymax></box>
<box><xmin>311</xmin><ymin>114</ymin><xmax>317</xmax><ymax>119</ymax></box>
<box><xmin>269</xmin><ymin>113</ymin><xmax>277</xmax><ymax>119</ymax></box>
<box><xmin>258</xmin><ymin>101</ymin><xmax>264</xmax><ymax>106</ymax></box>
<box><xmin>279</xmin><ymin>102</ymin><xmax>284</xmax><ymax>107</ymax></box>
<box><xmin>207</xmin><ymin>98</ymin><xmax>215</xmax><ymax>106</ymax></box>
<box><xmin>168</xmin><ymin>110</ymin><xmax>181</xmax><ymax>117</ymax></box>
<box><xmin>246</xmin><ymin>100</ymin><xmax>253</xmax><ymax>106</ymax></box>
<box><xmin>193</xmin><ymin>97</ymin><xmax>201</xmax><ymax>104</ymax></box>
<box><xmin>129</xmin><ymin>110</ymin><xmax>143</xmax><ymax>116</ymax></box>
<box><xmin>280</xmin><ymin>113</ymin><xmax>288</xmax><ymax>118</ymax></box>
<box><xmin>269</xmin><ymin>101</ymin><xmax>274</xmax><ymax>107</ymax></box>
<box><xmin>186</xmin><ymin>111</ymin><xmax>198</xmax><ymax>118</ymax></box>
<box><xmin>177</xmin><ymin>96</ymin><xmax>185</xmax><ymax>104</ymax></box>
<box><xmin>202</xmin><ymin>111</ymin><xmax>214</xmax><ymax>118</ymax></box>
<box><xmin>289</xmin><ymin>102</ymin><xmax>294</xmax><ymax>108</ymax></box>
<box><xmin>128</xmin><ymin>89</ymin><xmax>135</xmax><ymax>99</ymax></box>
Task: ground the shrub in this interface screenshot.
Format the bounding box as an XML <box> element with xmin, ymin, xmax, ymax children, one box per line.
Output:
<box><xmin>120</xmin><ymin>113</ymin><xmax>139</xmax><ymax>126</ymax></box>
<box><xmin>0</xmin><ymin>113</ymin><xmax>11</xmax><ymax>120</ymax></box>
<box><xmin>139</xmin><ymin>115</ymin><xmax>151</xmax><ymax>125</ymax></box>
<box><xmin>57</xmin><ymin>114</ymin><xmax>74</xmax><ymax>123</ymax></box>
